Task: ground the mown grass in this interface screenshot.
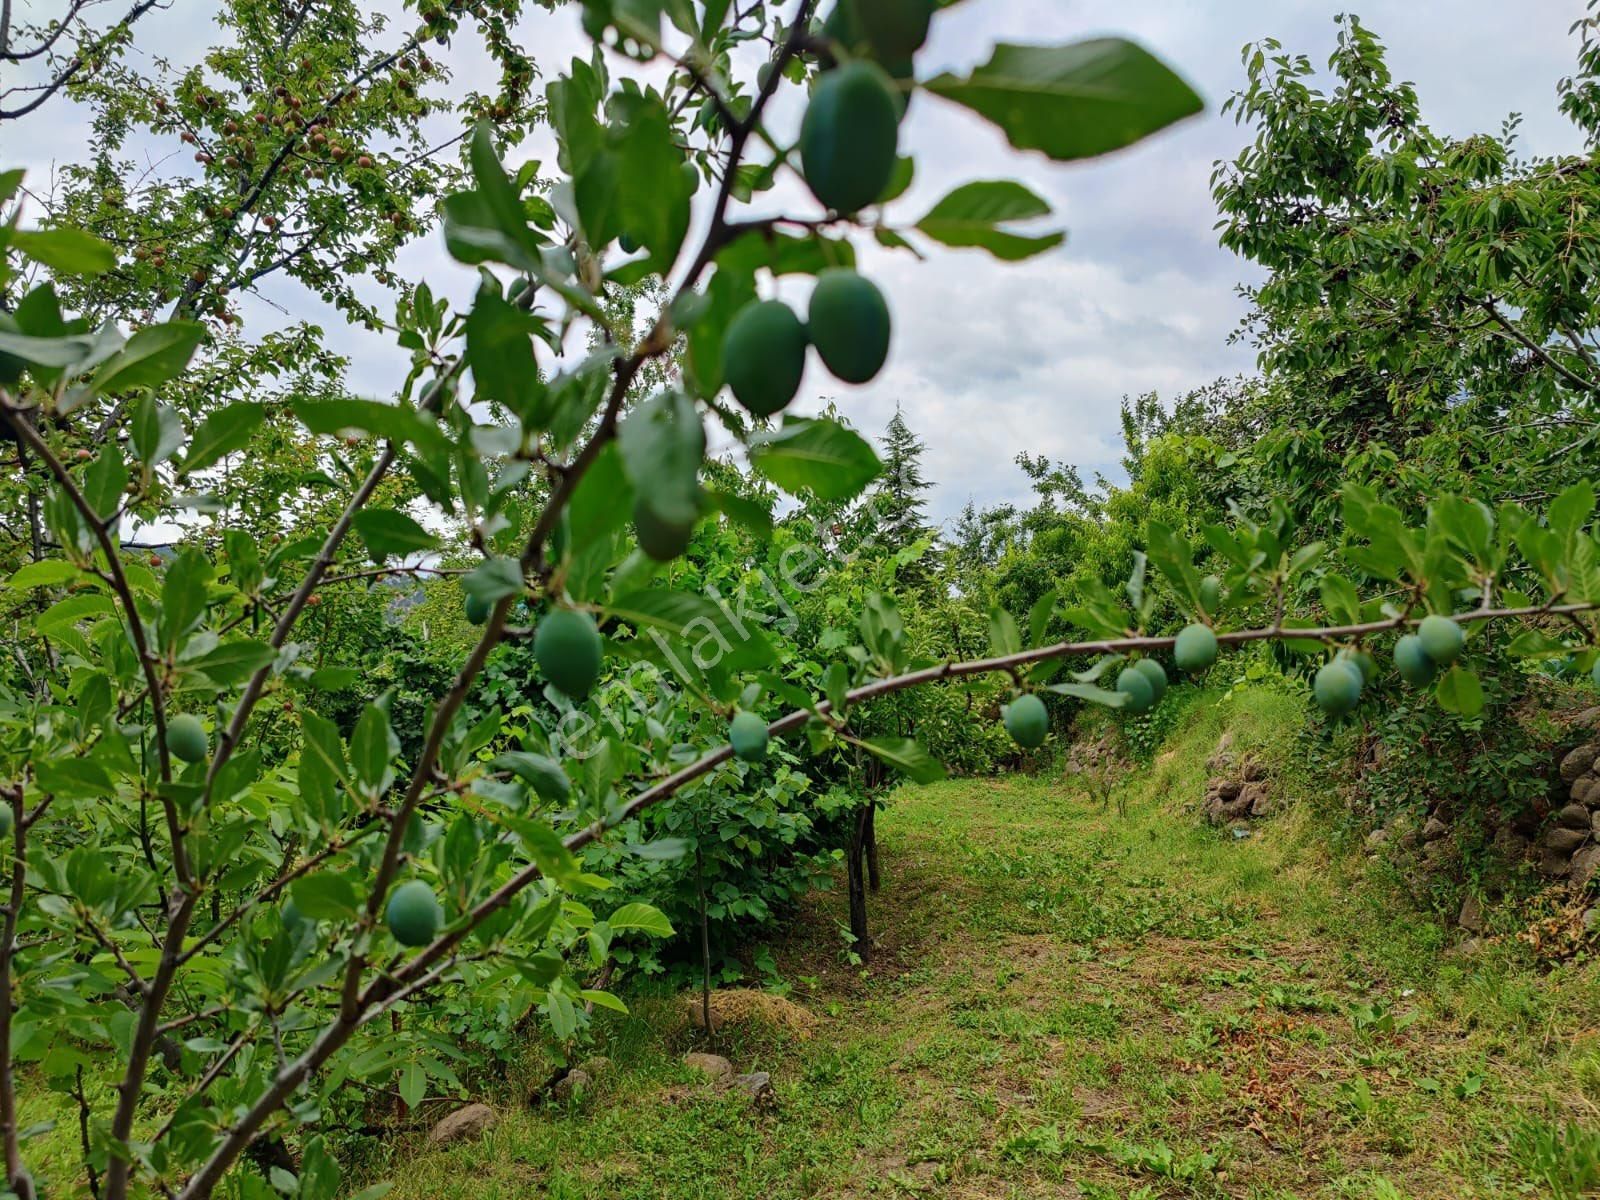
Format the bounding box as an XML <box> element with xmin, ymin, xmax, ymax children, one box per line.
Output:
<box><xmin>361</xmin><ymin>684</ymin><xmax>1600</xmax><ymax>1198</ymax></box>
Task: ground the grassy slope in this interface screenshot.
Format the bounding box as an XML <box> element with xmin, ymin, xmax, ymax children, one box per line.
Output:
<box><xmin>380</xmin><ymin>685</ymin><xmax>1600</xmax><ymax>1199</ymax></box>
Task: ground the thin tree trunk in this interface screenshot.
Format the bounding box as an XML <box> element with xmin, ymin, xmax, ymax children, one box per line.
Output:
<box><xmin>847</xmin><ymin>807</ymin><xmax>870</xmax><ymax>962</ymax></box>
<box><xmin>864</xmin><ymin>802</ymin><xmax>880</xmax><ymax>892</ymax></box>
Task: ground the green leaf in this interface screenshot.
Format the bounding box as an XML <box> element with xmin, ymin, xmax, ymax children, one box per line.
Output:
<box><xmin>1045</xmin><ymin>681</ymin><xmax>1130</xmax><ymax>708</ymax></box>
<box><xmin>925</xmin><ymin>39</ymin><xmax>1203</xmax><ymax>161</ymax></box>
<box><xmin>462</xmin><ymin>557</ymin><xmax>524</xmax><ymax>602</ymax></box>
<box><xmin>180</xmin><ymin>403</ymin><xmax>266</xmax><ymax>475</ymax></box>
<box><xmin>605</xmin><ymin>589</ymin><xmax>774</xmax><ymax>671</ymax></box>
<box><xmin>190</xmin><ymin>640</ymin><xmax>275</xmax><ymax>685</ymax></box>
<box><xmin>291</xmin><ymin>398</ymin><xmax>449</xmax><ymax>456</ymax></box>
<box><xmin>131</xmin><ymin>396</ymin><xmax>185</xmax><ymax>466</ymax></box>
<box><xmin>90</xmin><ymin>322</ymin><xmax>205</xmax><ymax>394</ymax></box>
<box><xmin>606</xmin><ymin>902</ymin><xmax>674</xmax><ymax>938</ymax></box>
<box><xmin>988</xmin><ymin>606</ymin><xmax>1022</xmax><ymax>656</ymax></box>
<box><xmin>158</xmin><ymin>550</ymin><xmax>213</xmax><ymax>653</ymax></box>
<box><xmin>580</xmin><ymin>989</ymin><xmax>630</xmax><ymax>1014</ymax></box>
<box><xmin>6</xmin><ymin>561</ymin><xmax>82</xmax><ymax>590</ymax></box>
<box><xmin>82</xmin><ymin>444</ymin><xmax>128</xmax><ymax>521</ymax></box>
<box><xmin>353</xmin><ymin>509</ymin><xmax>439</xmax><ymax>561</ymax></box>
<box><xmin>857</xmin><ymin>736</ymin><xmax>947</xmax><ymax>785</ymax></box>
<box><xmin>11</xmin><ymin>228</ymin><xmax>116</xmax><ymax>276</ymax></box>
<box><xmin>492</xmin><ymin>751</ymin><xmax>572</xmax><ymax>804</ymax></box>
<box><xmin>289</xmin><ymin>872</ymin><xmax>361</xmax><ymax>921</ymax></box>
<box><xmin>350</xmin><ymin>704</ymin><xmax>398</xmax><ymax>793</ymax></box>
<box><xmin>915</xmin><ymin>181</ymin><xmax>1064</xmax><ymax>261</ymax></box>
<box><xmin>617</xmin><ymin>390</ymin><xmax>704</xmax><ymax>527</ymax></box>
<box><xmin>1436</xmin><ymin>666</ymin><xmax>1485</xmax><ymax>718</ymax></box>
<box><xmin>749</xmin><ymin>418</ymin><xmax>882</xmax><ymax>501</ymax></box>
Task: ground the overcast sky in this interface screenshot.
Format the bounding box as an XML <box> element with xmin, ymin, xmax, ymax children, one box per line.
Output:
<box><xmin>9</xmin><ymin>1</ymin><xmax>1593</xmax><ymax>527</ymax></box>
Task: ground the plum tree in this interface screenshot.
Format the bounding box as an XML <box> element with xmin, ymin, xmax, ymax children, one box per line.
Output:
<box><xmin>1417</xmin><ymin>613</ymin><xmax>1465</xmax><ymax>665</ymax></box>
<box><xmin>799</xmin><ymin>61</ymin><xmax>900</xmax><ymax>213</ymax></box>
<box><xmin>1115</xmin><ymin>667</ymin><xmax>1156</xmax><ymax>713</ymax></box>
<box><xmin>166</xmin><ymin>713</ymin><xmax>210</xmax><ymax>764</ymax></box>
<box><xmin>1313</xmin><ymin>658</ymin><xmax>1364</xmax><ymax>716</ymax></box>
<box><xmin>533</xmin><ymin>609</ymin><xmax>603</xmax><ymax>698</ymax></box>
<box><xmin>808</xmin><ymin>270</ymin><xmax>892</xmax><ymax>384</ymax></box>
<box><xmin>729</xmin><ymin>711</ymin><xmax>770</xmax><ymax>762</ymax></box>
<box><xmin>1394</xmin><ymin>634</ymin><xmax>1438</xmax><ymax>687</ymax></box>
<box><xmin>1173</xmin><ymin>623</ymin><xmax>1218</xmax><ymax>672</ymax></box>
<box><xmin>1132</xmin><ymin>657</ymin><xmax>1168</xmax><ymax>703</ymax></box>
<box><xmin>1003</xmin><ymin>694</ymin><xmax>1049</xmax><ymax>748</ymax></box>
<box><xmin>722</xmin><ymin>300</ymin><xmax>809</xmax><ymax>417</ymax></box>
<box><xmin>385</xmin><ymin>880</ymin><xmax>442</xmax><ymax>948</ymax></box>
<box><xmin>634</xmin><ymin>499</ymin><xmax>696</xmax><ymax>562</ymax></box>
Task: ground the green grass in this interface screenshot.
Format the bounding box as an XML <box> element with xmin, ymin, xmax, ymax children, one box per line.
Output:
<box><xmin>11</xmin><ymin>683</ymin><xmax>1580</xmax><ymax>1198</ymax></box>
<box><xmin>367</xmin><ymin>685</ymin><xmax>1600</xmax><ymax>1198</ymax></box>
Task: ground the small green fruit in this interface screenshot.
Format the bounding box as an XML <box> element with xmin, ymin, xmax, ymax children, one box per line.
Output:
<box><xmin>1173</xmin><ymin>624</ymin><xmax>1218</xmax><ymax>672</ymax></box>
<box><xmin>618</xmin><ymin>232</ymin><xmax>640</xmax><ymax>253</ymax></box>
<box><xmin>682</xmin><ymin>160</ymin><xmax>700</xmax><ymax>193</ymax></box>
<box><xmin>1198</xmin><ymin>575</ymin><xmax>1222</xmax><ymax>615</ymax></box>
<box><xmin>0</xmin><ymin>806</ymin><xmax>13</xmax><ymax>840</ymax></box>
<box><xmin>1313</xmin><ymin>659</ymin><xmax>1364</xmax><ymax>716</ymax></box>
<box><xmin>465</xmin><ymin>593</ymin><xmax>492</xmax><ymax>625</ymax></box>
<box><xmin>808</xmin><ymin>269</ymin><xmax>891</xmax><ymax>385</ymax></box>
<box><xmin>1115</xmin><ymin>667</ymin><xmax>1155</xmax><ymax>714</ymax></box>
<box><xmin>799</xmin><ymin>61</ymin><xmax>900</xmax><ymax>214</ymax></box>
<box><xmin>1416</xmin><ymin>614</ymin><xmax>1464</xmax><ymax>665</ymax></box>
<box><xmin>1132</xmin><ymin>658</ymin><xmax>1168</xmax><ymax>703</ymax></box>
<box><xmin>722</xmin><ymin>300</ymin><xmax>808</xmax><ymax>418</ymax></box>
<box><xmin>534</xmin><ymin>608</ymin><xmax>603</xmax><ymax>698</ymax></box>
<box><xmin>634</xmin><ymin>498</ymin><xmax>696</xmax><ymax>562</ymax></box>
<box><xmin>1003</xmin><ymin>694</ymin><xmax>1048</xmax><ymax>749</ymax></box>
<box><xmin>1349</xmin><ymin>650</ymin><xmax>1378</xmax><ymax>685</ymax></box>
<box><xmin>167</xmin><ymin>713</ymin><xmax>209</xmax><ymax>764</ymax></box>
<box><xmin>1394</xmin><ymin>634</ymin><xmax>1437</xmax><ymax>687</ymax></box>
<box><xmin>730</xmin><ymin>711</ymin><xmax>770</xmax><ymax>762</ymax></box>
<box><xmin>1593</xmin><ymin>658</ymin><xmax>1600</xmax><ymax>689</ymax></box>
<box><xmin>385</xmin><ymin>880</ymin><xmax>442</xmax><ymax>948</ymax></box>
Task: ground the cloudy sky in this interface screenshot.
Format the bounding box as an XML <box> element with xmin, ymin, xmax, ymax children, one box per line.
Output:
<box><xmin>9</xmin><ymin>0</ymin><xmax>1594</xmax><ymax>527</ymax></box>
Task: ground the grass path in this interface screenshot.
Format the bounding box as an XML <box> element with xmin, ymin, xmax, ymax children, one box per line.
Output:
<box><xmin>386</xmin><ymin>691</ymin><xmax>1600</xmax><ymax>1199</ymax></box>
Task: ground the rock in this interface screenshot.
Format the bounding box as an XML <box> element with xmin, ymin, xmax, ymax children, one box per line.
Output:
<box><xmin>1457</xmin><ymin>894</ymin><xmax>1484</xmax><ymax>933</ymax></box>
<box><xmin>427</xmin><ymin>1103</ymin><xmax>498</xmax><ymax>1146</ymax></box>
<box><xmin>1585</xmin><ymin>907</ymin><xmax>1600</xmax><ymax>934</ymax></box>
<box><xmin>1576</xmin><ymin>776</ymin><xmax>1600</xmax><ymax>807</ymax></box>
<box><xmin>1492</xmin><ymin>827</ymin><xmax>1532</xmax><ymax>859</ymax></box>
<box><xmin>1571</xmin><ymin>706</ymin><xmax>1600</xmax><ymax>731</ymax></box>
<box><xmin>1365</xmin><ymin>828</ymin><xmax>1389</xmax><ymax>850</ymax></box>
<box><xmin>724</xmin><ymin>1071</ymin><xmax>775</xmax><ymax>1105</ymax></box>
<box><xmin>1445</xmin><ymin>937</ymin><xmax>1484</xmax><ymax>960</ymax></box>
<box><xmin>1538</xmin><ymin>847</ymin><xmax>1574</xmax><ymax>878</ymax></box>
<box><xmin>1574</xmin><ymin>846</ymin><xmax>1600</xmax><ymax>889</ymax></box>
<box><xmin>1422</xmin><ymin>838</ymin><xmax>1450</xmax><ymax>864</ymax></box>
<box><xmin>1422</xmin><ymin>816</ymin><xmax>1449</xmax><ymax>842</ymax></box>
<box><xmin>577</xmin><ymin>1055</ymin><xmax>612</xmax><ymax>1078</ymax></box>
<box><xmin>552</xmin><ymin>1068</ymin><xmax>591</xmax><ymax>1102</ymax></box>
<box><xmin>1236</xmin><ymin>780</ymin><xmax>1271</xmax><ymax>817</ymax></box>
<box><xmin>1561</xmin><ymin>744</ymin><xmax>1600</xmax><ymax>783</ymax></box>
<box><xmin>1241</xmin><ymin>758</ymin><xmax>1267</xmax><ymax>783</ymax></box>
<box><xmin>1207</xmin><ymin>778</ymin><xmax>1242</xmax><ymax>802</ymax></box>
<box><xmin>1543</xmin><ymin>826</ymin><xmax>1589</xmax><ymax>853</ymax></box>
<box><xmin>1559</xmin><ymin>803</ymin><xmax>1592</xmax><ymax>830</ymax></box>
<box><xmin>1592</xmin><ymin>810</ymin><xmax>1600</xmax><ymax>835</ymax></box>
<box><xmin>683</xmin><ymin>1052</ymin><xmax>733</xmax><ymax>1082</ymax></box>
<box><xmin>1206</xmin><ymin>733</ymin><xmax>1235</xmax><ymax>772</ymax></box>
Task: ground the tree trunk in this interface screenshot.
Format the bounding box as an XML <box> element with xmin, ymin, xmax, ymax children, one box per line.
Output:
<box><xmin>864</xmin><ymin>802</ymin><xmax>880</xmax><ymax>891</ymax></box>
<box><xmin>847</xmin><ymin>807</ymin><xmax>870</xmax><ymax>961</ymax></box>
